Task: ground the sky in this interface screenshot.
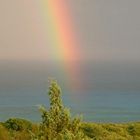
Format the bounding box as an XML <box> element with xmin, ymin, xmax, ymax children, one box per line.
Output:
<box><xmin>0</xmin><ymin>0</ymin><xmax>140</xmax><ymax>92</ymax></box>
<box><xmin>0</xmin><ymin>0</ymin><xmax>140</xmax><ymax>62</ymax></box>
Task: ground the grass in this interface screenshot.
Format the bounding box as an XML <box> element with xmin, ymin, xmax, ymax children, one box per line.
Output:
<box><xmin>82</xmin><ymin>122</ymin><xmax>140</xmax><ymax>140</ymax></box>
<box><xmin>0</xmin><ymin>119</ymin><xmax>140</xmax><ymax>140</ymax></box>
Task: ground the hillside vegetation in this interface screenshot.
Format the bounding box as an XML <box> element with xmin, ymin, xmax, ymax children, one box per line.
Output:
<box><xmin>0</xmin><ymin>120</ymin><xmax>140</xmax><ymax>140</ymax></box>
<box><xmin>0</xmin><ymin>80</ymin><xmax>140</xmax><ymax>140</ymax></box>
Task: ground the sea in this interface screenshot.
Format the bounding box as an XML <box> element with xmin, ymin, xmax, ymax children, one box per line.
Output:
<box><xmin>0</xmin><ymin>60</ymin><xmax>140</xmax><ymax>122</ymax></box>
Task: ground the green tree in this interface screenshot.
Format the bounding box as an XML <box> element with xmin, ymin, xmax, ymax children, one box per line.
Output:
<box><xmin>31</xmin><ymin>80</ymin><xmax>88</xmax><ymax>140</ymax></box>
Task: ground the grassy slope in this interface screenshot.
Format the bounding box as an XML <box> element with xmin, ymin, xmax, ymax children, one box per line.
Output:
<box><xmin>0</xmin><ymin>119</ymin><xmax>140</xmax><ymax>140</ymax></box>
<box><xmin>82</xmin><ymin>122</ymin><xmax>140</xmax><ymax>140</ymax></box>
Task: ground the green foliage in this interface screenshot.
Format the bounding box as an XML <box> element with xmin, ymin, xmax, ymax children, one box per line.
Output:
<box><xmin>127</xmin><ymin>124</ymin><xmax>136</xmax><ymax>135</ymax></box>
<box><xmin>0</xmin><ymin>124</ymin><xmax>10</xmax><ymax>140</ymax></box>
<box><xmin>82</xmin><ymin>122</ymin><xmax>140</xmax><ymax>140</ymax></box>
<box><xmin>33</xmin><ymin>80</ymin><xmax>87</xmax><ymax>140</ymax></box>
<box><xmin>4</xmin><ymin>118</ymin><xmax>32</xmax><ymax>131</ymax></box>
<box><xmin>1</xmin><ymin>121</ymin><xmax>140</xmax><ymax>140</ymax></box>
<box><xmin>127</xmin><ymin>123</ymin><xmax>140</xmax><ymax>139</ymax></box>
<box><xmin>82</xmin><ymin>123</ymin><xmax>109</xmax><ymax>139</ymax></box>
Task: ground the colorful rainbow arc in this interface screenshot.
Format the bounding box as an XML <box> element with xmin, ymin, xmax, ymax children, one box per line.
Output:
<box><xmin>41</xmin><ymin>0</ymin><xmax>82</xmax><ymax>90</ymax></box>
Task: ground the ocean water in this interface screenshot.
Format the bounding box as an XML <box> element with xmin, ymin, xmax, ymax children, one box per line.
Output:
<box><xmin>0</xmin><ymin>60</ymin><xmax>140</xmax><ymax>122</ymax></box>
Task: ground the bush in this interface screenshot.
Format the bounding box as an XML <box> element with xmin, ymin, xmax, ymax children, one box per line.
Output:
<box><xmin>4</xmin><ymin>118</ymin><xmax>32</xmax><ymax>131</ymax></box>
<box><xmin>31</xmin><ymin>80</ymin><xmax>88</xmax><ymax>140</ymax></box>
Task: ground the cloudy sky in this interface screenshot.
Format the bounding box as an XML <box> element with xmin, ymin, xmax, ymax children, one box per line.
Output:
<box><xmin>0</xmin><ymin>0</ymin><xmax>140</xmax><ymax>62</ymax></box>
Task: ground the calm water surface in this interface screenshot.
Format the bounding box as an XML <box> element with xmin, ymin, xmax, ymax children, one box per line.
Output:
<box><xmin>0</xmin><ymin>61</ymin><xmax>140</xmax><ymax>122</ymax></box>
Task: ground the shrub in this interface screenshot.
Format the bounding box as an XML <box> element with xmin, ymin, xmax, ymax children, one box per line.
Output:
<box><xmin>4</xmin><ymin>118</ymin><xmax>32</xmax><ymax>131</ymax></box>
<box><xmin>31</xmin><ymin>80</ymin><xmax>88</xmax><ymax>140</ymax></box>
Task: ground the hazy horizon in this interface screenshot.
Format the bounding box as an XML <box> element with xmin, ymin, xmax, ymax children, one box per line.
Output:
<box><xmin>0</xmin><ymin>59</ymin><xmax>140</xmax><ymax>122</ymax></box>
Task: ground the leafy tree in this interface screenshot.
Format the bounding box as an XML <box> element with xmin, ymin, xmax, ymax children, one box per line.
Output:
<box><xmin>31</xmin><ymin>80</ymin><xmax>88</xmax><ymax>140</ymax></box>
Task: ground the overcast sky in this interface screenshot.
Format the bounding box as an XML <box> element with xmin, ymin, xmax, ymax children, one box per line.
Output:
<box><xmin>0</xmin><ymin>0</ymin><xmax>140</xmax><ymax>62</ymax></box>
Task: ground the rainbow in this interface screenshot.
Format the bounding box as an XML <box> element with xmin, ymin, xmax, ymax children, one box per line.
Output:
<box><xmin>40</xmin><ymin>0</ymin><xmax>82</xmax><ymax>90</ymax></box>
